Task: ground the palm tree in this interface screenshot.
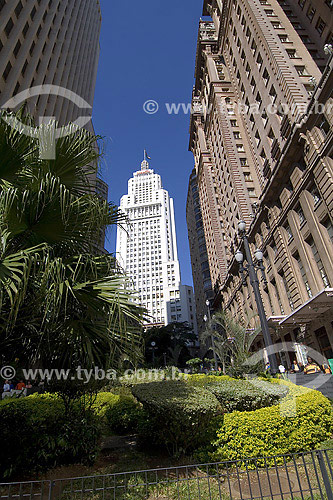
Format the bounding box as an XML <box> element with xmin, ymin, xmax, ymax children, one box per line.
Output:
<box><xmin>0</xmin><ymin>111</ymin><xmax>145</xmax><ymax>370</ymax></box>
<box><xmin>201</xmin><ymin>309</ymin><xmax>261</xmax><ymax>375</ymax></box>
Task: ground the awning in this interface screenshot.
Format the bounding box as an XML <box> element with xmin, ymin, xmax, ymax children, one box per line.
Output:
<box><xmin>279</xmin><ymin>288</ymin><xmax>333</xmax><ymax>326</ymax></box>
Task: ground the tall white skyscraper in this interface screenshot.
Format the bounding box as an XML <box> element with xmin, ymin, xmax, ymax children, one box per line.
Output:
<box><xmin>116</xmin><ymin>155</ymin><xmax>197</xmax><ymax>334</ymax></box>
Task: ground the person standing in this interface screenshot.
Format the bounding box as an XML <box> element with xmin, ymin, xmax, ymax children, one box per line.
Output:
<box><xmin>3</xmin><ymin>380</ymin><xmax>10</xmax><ymax>392</ymax></box>
<box><xmin>291</xmin><ymin>359</ymin><xmax>300</xmax><ymax>373</ymax></box>
<box><xmin>279</xmin><ymin>364</ymin><xmax>286</xmax><ymax>379</ymax></box>
<box><xmin>304</xmin><ymin>357</ymin><xmax>321</xmax><ymax>375</ymax></box>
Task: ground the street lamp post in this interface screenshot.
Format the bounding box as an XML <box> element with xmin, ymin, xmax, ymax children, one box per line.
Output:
<box><xmin>151</xmin><ymin>341</ymin><xmax>157</xmax><ymax>366</ymax></box>
<box><xmin>235</xmin><ymin>221</ymin><xmax>278</xmax><ymax>375</ymax></box>
<box><xmin>204</xmin><ymin>299</ymin><xmax>218</xmax><ymax>371</ymax></box>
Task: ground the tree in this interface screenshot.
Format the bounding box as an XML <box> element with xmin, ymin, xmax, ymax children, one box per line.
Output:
<box><xmin>201</xmin><ymin>309</ymin><xmax>262</xmax><ymax>376</ymax></box>
<box><xmin>0</xmin><ymin>111</ymin><xmax>145</xmax><ymax>371</ymax></box>
<box><xmin>143</xmin><ymin>322</ymin><xmax>196</xmax><ymax>367</ymax></box>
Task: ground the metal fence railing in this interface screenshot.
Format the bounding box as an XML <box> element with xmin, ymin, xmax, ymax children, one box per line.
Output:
<box><xmin>0</xmin><ymin>449</ymin><xmax>332</xmax><ymax>499</ymax></box>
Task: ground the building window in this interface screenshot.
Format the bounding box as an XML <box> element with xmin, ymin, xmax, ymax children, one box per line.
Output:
<box><xmin>266</xmin><ymin>287</ymin><xmax>275</xmax><ymax>315</ymax></box>
<box><xmin>307</xmin><ymin>236</ymin><xmax>330</xmax><ymax>287</ymax></box>
<box><xmin>310</xmin><ymin>185</ymin><xmax>321</xmax><ymax>206</ymax></box>
<box><xmin>262</xmin><ymin>68</ymin><xmax>270</xmax><ymax>86</ymax></box>
<box><xmin>271</xmin><ymin>278</ymin><xmax>284</xmax><ymax>314</ymax></box>
<box><xmin>23</xmin><ymin>22</ymin><xmax>29</xmax><ymax>37</ymax></box>
<box><xmin>279</xmin><ymin>271</ymin><xmax>294</xmax><ymax>311</ymax></box>
<box><xmin>30</xmin><ymin>6</ymin><xmax>37</xmax><ymax>20</ymax></box>
<box><xmin>294</xmin><ymin>252</ymin><xmax>312</xmax><ymax>298</ymax></box>
<box><xmin>287</xmin><ymin>49</ymin><xmax>297</xmax><ymax>59</ymax></box>
<box><xmin>4</xmin><ymin>17</ymin><xmax>14</xmax><ymax>37</ymax></box>
<box><xmin>306</xmin><ymin>4</ymin><xmax>316</xmax><ymax>21</ymax></box>
<box><xmin>268</xmin><ymin>86</ymin><xmax>277</xmax><ymax>105</ymax></box>
<box><xmin>15</xmin><ymin>1</ymin><xmax>23</xmax><ymax>17</ymax></box>
<box><xmin>315</xmin><ymin>17</ymin><xmax>326</xmax><ymax>35</ymax></box>
<box><xmin>279</xmin><ymin>34</ymin><xmax>289</xmax><ymax>43</ymax></box>
<box><xmin>29</xmin><ymin>40</ymin><xmax>35</xmax><ymax>56</ymax></box>
<box><xmin>13</xmin><ymin>40</ymin><xmax>21</xmax><ymax>57</ymax></box>
<box><xmin>298</xmin><ymin>0</ymin><xmax>306</xmax><ymax>8</ymax></box>
<box><xmin>3</xmin><ymin>62</ymin><xmax>12</xmax><ymax>81</ymax></box>
<box><xmin>256</xmin><ymin>53</ymin><xmax>263</xmax><ymax>70</ymax></box>
<box><xmin>296</xmin><ymin>205</ymin><xmax>305</xmax><ymax>225</ymax></box>
<box><xmin>284</xmin><ymin>223</ymin><xmax>293</xmax><ymax>242</ymax></box>
<box><xmin>299</xmin><ymin>65</ymin><xmax>310</xmax><ymax>77</ymax></box>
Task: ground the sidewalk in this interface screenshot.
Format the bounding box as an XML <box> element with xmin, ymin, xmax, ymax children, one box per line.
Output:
<box><xmin>288</xmin><ymin>372</ymin><xmax>333</xmax><ymax>399</ymax></box>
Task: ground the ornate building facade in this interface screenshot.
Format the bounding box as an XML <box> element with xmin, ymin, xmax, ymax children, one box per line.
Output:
<box><xmin>186</xmin><ymin>169</ymin><xmax>214</xmax><ymax>337</ymax></box>
<box><xmin>188</xmin><ymin>0</ymin><xmax>333</xmax><ymax>365</ymax></box>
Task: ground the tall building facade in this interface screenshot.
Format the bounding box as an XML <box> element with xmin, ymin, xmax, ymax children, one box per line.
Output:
<box><xmin>188</xmin><ymin>0</ymin><xmax>333</xmax><ymax>364</ymax></box>
<box><xmin>186</xmin><ymin>168</ymin><xmax>214</xmax><ymax>336</ymax></box>
<box><xmin>116</xmin><ymin>157</ymin><xmax>197</xmax><ymax>335</ymax></box>
<box><xmin>0</xmin><ymin>0</ymin><xmax>101</xmax><ymax>131</ymax></box>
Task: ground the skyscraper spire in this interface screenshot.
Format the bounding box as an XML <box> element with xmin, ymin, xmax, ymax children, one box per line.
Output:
<box><xmin>141</xmin><ymin>149</ymin><xmax>151</xmax><ymax>170</ymax></box>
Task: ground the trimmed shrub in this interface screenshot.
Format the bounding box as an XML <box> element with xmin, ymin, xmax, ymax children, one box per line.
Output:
<box><xmin>105</xmin><ymin>396</ymin><xmax>144</xmax><ymax>434</ymax></box>
<box><xmin>211</xmin><ymin>381</ymin><xmax>333</xmax><ymax>465</ymax></box>
<box><xmin>90</xmin><ymin>392</ymin><xmax>120</xmax><ymax>417</ymax></box>
<box><xmin>185</xmin><ymin>374</ymin><xmax>232</xmax><ymax>385</ymax></box>
<box><xmin>132</xmin><ymin>380</ymin><xmax>223</xmax><ymax>454</ymax></box>
<box><xmin>191</xmin><ymin>378</ymin><xmax>288</xmax><ymax>412</ymax></box>
<box><xmin>0</xmin><ymin>394</ymin><xmax>101</xmax><ymax>480</ymax></box>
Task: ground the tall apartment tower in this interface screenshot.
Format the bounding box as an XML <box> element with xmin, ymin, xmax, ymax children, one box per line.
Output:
<box><xmin>188</xmin><ymin>0</ymin><xmax>333</xmax><ymax>364</ymax></box>
<box><xmin>0</xmin><ymin>0</ymin><xmax>102</xmax><ymax>131</ymax></box>
<box><xmin>186</xmin><ymin>169</ymin><xmax>214</xmax><ymax>336</ymax></box>
<box><xmin>116</xmin><ymin>157</ymin><xmax>197</xmax><ymax>334</ymax></box>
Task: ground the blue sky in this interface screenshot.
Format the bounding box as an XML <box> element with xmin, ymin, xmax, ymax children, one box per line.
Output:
<box><xmin>92</xmin><ymin>0</ymin><xmax>205</xmax><ymax>286</ymax></box>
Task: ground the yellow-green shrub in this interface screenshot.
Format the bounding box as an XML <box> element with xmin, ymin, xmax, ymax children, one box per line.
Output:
<box><xmin>90</xmin><ymin>392</ymin><xmax>120</xmax><ymax>417</ymax></box>
<box><xmin>184</xmin><ymin>374</ymin><xmax>232</xmax><ymax>385</ymax></box>
<box><xmin>211</xmin><ymin>381</ymin><xmax>333</xmax><ymax>464</ymax></box>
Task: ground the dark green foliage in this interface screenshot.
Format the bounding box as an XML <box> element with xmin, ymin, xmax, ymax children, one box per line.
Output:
<box><xmin>0</xmin><ymin>394</ymin><xmax>101</xmax><ymax>480</ymax></box>
<box><xmin>105</xmin><ymin>396</ymin><xmax>144</xmax><ymax>434</ymax></box>
<box><xmin>143</xmin><ymin>322</ymin><xmax>196</xmax><ymax>367</ymax></box>
<box><xmin>132</xmin><ymin>380</ymin><xmax>223</xmax><ymax>455</ymax></box>
<box><xmin>203</xmin><ymin>378</ymin><xmax>288</xmax><ymax>412</ymax></box>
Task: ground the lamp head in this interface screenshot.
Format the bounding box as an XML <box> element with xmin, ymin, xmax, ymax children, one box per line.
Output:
<box><xmin>235</xmin><ymin>250</ymin><xmax>244</xmax><ymax>263</ymax></box>
<box><xmin>203</xmin><ymin>314</ymin><xmax>207</xmax><ymax>322</ymax></box>
<box><xmin>238</xmin><ymin>220</ymin><xmax>246</xmax><ymax>233</ymax></box>
<box><xmin>254</xmin><ymin>248</ymin><xmax>263</xmax><ymax>262</ymax></box>
<box><xmin>206</xmin><ymin>299</ymin><xmax>210</xmax><ymax>307</ymax></box>
<box><xmin>324</xmin><ymin>44</ymin><xmax>333</xmax><ymax>55</ymax></box>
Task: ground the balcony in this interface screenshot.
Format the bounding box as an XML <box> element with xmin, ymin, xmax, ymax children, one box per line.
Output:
<box><xmin>199</xmin><ymin>22</ymin><xmax>218</xmax><ymax>42</ymax></box>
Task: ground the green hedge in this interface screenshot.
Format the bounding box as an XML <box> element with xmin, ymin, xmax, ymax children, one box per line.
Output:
<box><xmin>132</xmin><ymin>380</ymin><xmax>223</xmax><ymax>454</ymax></box>
<box><xmin>105</xmin><ymin>396</ymin><xmax>144</xmax><ymax>435</ymax></box>
<box><xmin>210</xmin><ymin>380</ymin><xmax>333</xmax><ymax>464</ymax></box>
<box><xmin>204</xmin><ymin>378</ymin><xmax>288</xmax><ymax>412</ymax></box>
<box><xmin>0</xmin><ymin>394</ymin><xmax>101</xmax><ymax>479</ymax></box>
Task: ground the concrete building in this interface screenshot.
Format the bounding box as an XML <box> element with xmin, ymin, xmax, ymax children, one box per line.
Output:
<box><xmin>186</xmin><ymin>168</ymin><xmax>214</xmax><ymax>337</ymax></box>
<box><xmin>0</xmin><ymin>0</ymin><xmax>102</xmax><ymax>131</ymax></box>
<box><xmin>188</xmin><ymin>0</ymin><xmax>333</xmax><ymax>364</ymax></box>
<box><xmin>116</xmin><ymin>156</ymin><xmax>197</xmax><ymax>335</ymax></box>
